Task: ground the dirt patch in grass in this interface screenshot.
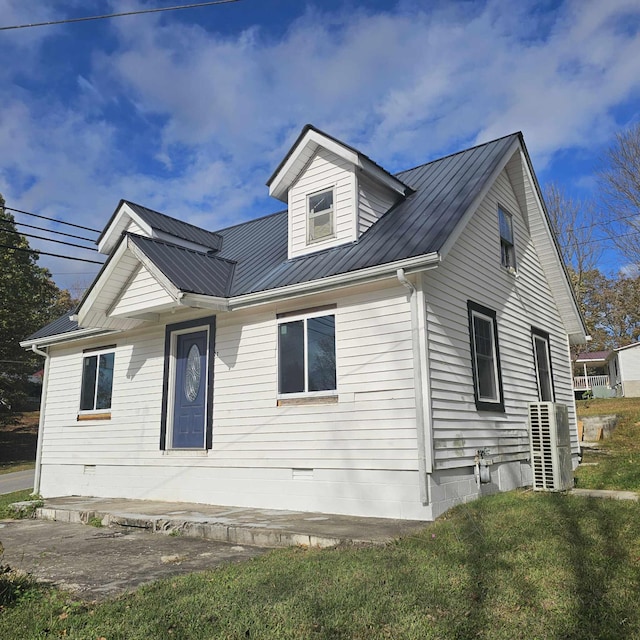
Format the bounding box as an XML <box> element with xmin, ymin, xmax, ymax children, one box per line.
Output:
<box><xmin>0</xmin><ymin>412</ymin><xmax>38</xmax><ymax>471</ymax></box>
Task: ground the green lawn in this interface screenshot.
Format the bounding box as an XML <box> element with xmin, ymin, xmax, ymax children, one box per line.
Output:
<box><xmin>1</xmin><ymin>490</ymin><xmax>640</xmax><ymax>639</ymax></box>
<box><xmin>1</xmin><ymin>401</ymin><xmax>640</xmax><ymax>638</ymax></box>
<box><xmin>575</xmin><ymin>397</ymin><xmax>640</xmax><ymax>491</ymax></box>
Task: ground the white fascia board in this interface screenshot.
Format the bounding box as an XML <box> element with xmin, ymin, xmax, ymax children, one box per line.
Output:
<box><xmin>20</xmin><ymin>327</ymin><xmax>119</xmax><ymax>349</ymax></box>
<box><xmin>229</xmin><ymin>253</ymin><xmax>440</xmax><ymax>310</ymax></box>
<box><xmin>269</xmin><ymin>129</ymin><xmax>359</xmax><ymax>201</ymax></box>
<box><xmin>152</xmin><ymin>229</ymin><xmax>213</xmax><ymax>253</ymax></box>
<box><xmin>97</xmin><ymin>201</ymin><xmax>153</xmax><ymax>255</ymax></box>
<box><xmin>180</xmin><ymin>293</ymin><xmax>229</xmax><ymax>311</ymax></box>
<box><xmin>518</xmin><ymin>145</ymin><xmax>588</xmax><ymax>342</ymax></box>
<box><xmin>77</xmin><ymin>238</ymin><xmax>131</xmax><ymax>326</ymax></box>
<box><xmin>438</xmin><ymin>138</ymin><xmax>521</xmax><ymax>261</ymax></box>
<box><xmin>615</xmin><ymin>342</ymin><xmax>640</xmax><ymax>352</ymax></box>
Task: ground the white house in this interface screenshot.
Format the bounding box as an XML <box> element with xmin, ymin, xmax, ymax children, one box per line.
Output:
<box><xmin>22</xmin><ymin>126</ymin><xmax>588</xmax><ymax>521</ymax></box>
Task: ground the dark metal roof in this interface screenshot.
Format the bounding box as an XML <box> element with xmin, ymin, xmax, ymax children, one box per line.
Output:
<box><xmin>574</xmin><ymin>351</ymin><xmax>612</xmax><ymax>363</ymax></box>
<box><xmin>219</xmin><ymin>132</ymin><xmax>519</xmax><ymax>295</ymax></box>
<box><xmin>97</xmin><ymin>199</ymin><xmax>223</xmax><ymax>251</ymax></box>
<box><xmin>129</xmin><ymin>234</ymin><xmax>236</xmax><ymax>297</ymax></box>
<box><xmin>25</xmin><ymin>313</ymin><xmax>79</xmax><ymax>341</ymax></box>
<box><xmin>26</xmin><ymin>131</ymin><xmax>521</xmax><ymax>342</ymax></box>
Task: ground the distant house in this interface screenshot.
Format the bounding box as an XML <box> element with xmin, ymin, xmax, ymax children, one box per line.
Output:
<box><xmin>21</xmin><ymin>126</ymin><xmax>587</xmax><ymax>521</ymax></box>
<box><xmin>574</xmin><ymin>343</ymin><xmax>640</xmax><ymax>398</ymax></box>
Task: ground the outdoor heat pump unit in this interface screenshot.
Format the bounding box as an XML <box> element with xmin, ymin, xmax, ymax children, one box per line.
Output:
<box><xmin>528</xmin><ymin>402</ymin><xmax>573</xmax><ymax>491</ymax></box>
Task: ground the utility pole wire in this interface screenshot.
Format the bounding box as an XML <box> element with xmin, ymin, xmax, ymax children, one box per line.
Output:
<box><xmin>0</xmin><ymin>0</ymin><xmax>241</xmax><ymax>31</ymax></box>
<box><xmin>5</xmin><ymin>206</ymin><xmax>100</xmax><ymax>233</ymax></box>
<box><xmin>0</xmin><ymin>243</ymin><xmax>105</xmax><ymax>265</ymax></box>
<box><xmin>0</xmin><ymin>225</ymin><xmax>99</xmax><ymax>251</ymax></box>
<box><xmin>11</xmin><ymin>220</ymin><xmax>97</xmax><ymax>243</ymax></box>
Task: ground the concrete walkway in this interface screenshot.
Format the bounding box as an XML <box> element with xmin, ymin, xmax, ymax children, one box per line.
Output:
<box><xmin>571</xmin><ymin>488</ymin><xmax>638</xmax><ymax>501</ymax></box>
<box><xmin>36</xmin><ymin>496</ymin><xmax>429</xmax><ymax>549</ymax></box>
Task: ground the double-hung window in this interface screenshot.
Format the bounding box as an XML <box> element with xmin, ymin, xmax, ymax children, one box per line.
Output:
<box><xmin>532</xmin><ymin>329</ymin><xmax>554</xmax><ymax>402</ymax></box>
<box><xmin>79</xmin><ymin>346</ymin><xmax>115</xmax><ymax>415</ymax></box>
<box><xmin>307</xmin><ymin>188</ymin><xmax>335</xmax><ymax>243</ymax></box>
<box><xmin>467</xmin><ymin>301</ymin><xmax>504</xmax><ymax>411</ymax></box>
<box><xmin>278</xmin><ymin>311</ymin><xmax>336</xmax><ymax>396</ymax></box>
<box><xmin>498</xmin><ymin>206</ymin><xmax>516</xmax><ymax>269</ymax></box>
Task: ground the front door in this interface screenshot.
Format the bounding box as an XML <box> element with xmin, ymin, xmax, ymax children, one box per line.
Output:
<box><xmin>172</xmin><ymin>330</ymin><xmax>207</xmax><ymax>448</ymax></box>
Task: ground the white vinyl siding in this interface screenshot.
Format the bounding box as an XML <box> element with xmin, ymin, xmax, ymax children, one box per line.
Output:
<box><xmin>37</xmin><ymin>283</ymin><xmax>423</xmax><ymax>517</ymax></box>
<box><xmin>109</xmin><ymin>265</ymin><xmax>174</xmax><ymax>317</ymax></box>
<box><xmin>424</xmin><ymin>166</ymin><xmax>578</xmax><ymax>470</ymax></box>
<box><xmin>358</xmin><ymin>174</ymin><xmax>398</xmax><ymax>235</ymax></box>
<box><xmin>288</xmin><ymin>148</ymin><xmax>356</xmax><ymax>258</ymax></box>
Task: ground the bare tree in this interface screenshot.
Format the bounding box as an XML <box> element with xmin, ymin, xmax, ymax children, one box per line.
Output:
<box><xmin>599</xmin><ymin>123</ymin><xmax>640</xmax><ymax>265</ymax></box>
<box><xmin>543</xmin><ymin>182</ymin><xmax>601</xmax><ymax>288</ymax></box>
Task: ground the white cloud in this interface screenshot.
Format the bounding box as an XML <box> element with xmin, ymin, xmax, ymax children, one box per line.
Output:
<box><xmin>0</xmin><ymin>0</ymin><xmax>639</xmax><ymax>287</ymax></box>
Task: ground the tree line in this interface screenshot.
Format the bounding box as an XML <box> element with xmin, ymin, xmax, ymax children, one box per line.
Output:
<box><xmin>546</xmin><ymin>122</ymin><xmax>640</xmax><ymax>352</ymax></box>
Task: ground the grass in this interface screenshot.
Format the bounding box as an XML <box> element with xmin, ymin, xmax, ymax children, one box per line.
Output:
<box><xmin>0</xmin><ymin>490</ymin><xmax>639</xmax><ymax>639</ymax></box>
<box><xmin>0</xmin><ymin>490</ymin><xmax>36</xmax><ymax>519</ymax></box>
<box><xmin>575</xmin><ymin>397</ymin><xmax>640</xmax><ymax>491</ymax></box>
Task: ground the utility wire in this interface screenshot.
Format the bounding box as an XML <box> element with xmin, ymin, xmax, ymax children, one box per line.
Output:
<box><xmin>10</xmin><ymin>220</ymin><xmax>97</xmax><ymax>243</ymax></box>
<box><xmin>0</xmin><ymin>225</ymin><xmax>98</xmax><ymax>252</ymax></box>
<box><xmin>0</xmin><ymin>243</ymin><xmax>104</xmax><ymax>265</ymax></box>
<box><xmin>5</xmin><ymin>206</ymin><xmax>100</xmax><ymax>233</ymax></box>
<box><xmin>0</xmin><ymin>0</ymin><xmax>241</xmax><ymax>31</ymax></box>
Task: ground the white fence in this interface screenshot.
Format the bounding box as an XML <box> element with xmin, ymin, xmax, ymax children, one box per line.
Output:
<box><xmin>573</xmin><ymin>375</ymin><xmax>611</xmax><ymax>391</ymax></box>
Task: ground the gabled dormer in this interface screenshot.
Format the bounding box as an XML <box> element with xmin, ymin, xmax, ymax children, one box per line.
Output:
<box><xmin>267</xmin><ymin>125</ymin><xmax>411</xmax><ymax>260</ymax></box>
<box><xmin>97</xmin><ymin>200</ymin><xmax>223</xmax><ymax>255</ymax></box>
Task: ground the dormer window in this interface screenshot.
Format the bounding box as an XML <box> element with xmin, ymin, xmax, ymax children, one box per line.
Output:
<box><xmin>307</xmin><ymin>188</ymin><xmax>335</xmax><ymax>244</ymax></box>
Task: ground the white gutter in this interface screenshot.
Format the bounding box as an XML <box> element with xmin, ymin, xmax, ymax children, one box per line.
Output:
<box><xmin>230</xmin><ymin>252</ymin><xmax>440</xmax><ymax>310</ymax></box>
<box><xmin>30</xmin><ymin>344</ymin><xmax>49</xmax><ymax>496</ymax></box>
<box><xmin>20</xmin><ymin>327</ymin><xmax>117</xmax><ymax>350</ymax></box>
<box><xmin>397</xmin><ymin>268</ymin><xmax>430</xmax><ymax>505</ymax></box>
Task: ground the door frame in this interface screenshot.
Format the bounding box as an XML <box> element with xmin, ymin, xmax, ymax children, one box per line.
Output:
<box><xmin>160</xmin><ymin>316</ymin><xmax>216</xmax><ymax>450</ymax></box>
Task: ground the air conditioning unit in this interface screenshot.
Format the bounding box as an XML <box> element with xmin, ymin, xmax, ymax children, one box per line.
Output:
<box><xmin>528</xmin><ymin>402</ymin><xmax>573</xmax><ymax>491</ymax></box>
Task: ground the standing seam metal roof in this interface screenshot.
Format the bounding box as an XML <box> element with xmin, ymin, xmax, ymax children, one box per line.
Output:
<box><xmin>25</xmin><ymin>132</ymin><xmax>521</xmax><ymax>341</ymax></box>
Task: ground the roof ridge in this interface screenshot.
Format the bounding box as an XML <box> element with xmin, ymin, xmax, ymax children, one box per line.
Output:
<box><xmin>127</xmin><ymin>233</ymin><xmax>237</xmax><ymax>264</ymax></box>
<box><xmin>123</xmin><ymin>200</ymin><xmax>222</xmax><ymax>238</ymax></box>
<box><xmin>395</xmin><ymin>131</ymin><xmax>521</xmax><ymax>177</ymax></box>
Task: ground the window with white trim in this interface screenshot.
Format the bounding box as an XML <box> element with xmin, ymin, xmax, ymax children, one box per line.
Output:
<box><xmin>80</xmin><ymin>347</ymin><xmax>115</xmax><ymax>412</ymax></box>
<box><xmin>278</xmin><ymin>312</ymin><xmax>336</xmax><ymax>395</ymax></box>
<box><xmin>498</xmin><ymin>206</ymin><xmax>516</xmax><ymax>269</ymax></box>
<box><xmin>467</xmin><ymin>301</ymin><xmax>504</xmax><ymax>411</ymax></box>
<box><xmin>532</xmin><ymin>328</ymin><xmax>554</xmax><ymax>402</ymax></box>
<box><xmin>307</xmin><ymin>188</ymin><xmax>335</xmax><ymax>243</ymax></box>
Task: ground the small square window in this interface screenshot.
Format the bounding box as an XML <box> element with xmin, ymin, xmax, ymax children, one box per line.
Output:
<box><xmin>307</xmin><ymin>188</ymin><xmax>335</xmax><ymax>243</ymax></box>
<box><xmin>498</xmin><ymin>207</ymin><xmax>516</xmax><ymax>269</ymax></box>
<box><xmin>80</xmin><ymin>348</ymin><xmax>115</xmax><ymax>412</ymax></box>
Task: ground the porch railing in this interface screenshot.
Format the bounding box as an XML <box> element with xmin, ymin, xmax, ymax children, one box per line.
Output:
<box><xmin>573</xmin><ymin>374</ymin><xmax>611</xmax><ymax>391</ymax></box>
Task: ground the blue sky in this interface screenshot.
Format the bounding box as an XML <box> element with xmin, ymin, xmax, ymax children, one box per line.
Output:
<box><xmin>0</xmin><ymin>0</ymin><xmax>639</xmax><ymax>292</ymax></box>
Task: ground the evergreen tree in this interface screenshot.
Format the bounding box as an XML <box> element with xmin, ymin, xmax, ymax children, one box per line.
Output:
<box><xmin>0</xmin><ymin>195</ymin><xmax>74</xmax><ymax>411</ymax></box>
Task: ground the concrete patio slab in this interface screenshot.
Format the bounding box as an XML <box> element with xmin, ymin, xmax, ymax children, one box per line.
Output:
<box><xmin>36</xmin><ymin>496</ymin><xmax>429</xmax><ymax>549</ymax></box>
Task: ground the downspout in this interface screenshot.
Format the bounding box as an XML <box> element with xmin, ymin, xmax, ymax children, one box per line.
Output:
<box><xmin>31</xmin><ymin>344</ymin><xmax>49</xmax><ymax>495</ymax></box>
<box><xmin>397</xmin><ymin>269</ymin><xmax>429</xmax><ymax>505</ymax></box>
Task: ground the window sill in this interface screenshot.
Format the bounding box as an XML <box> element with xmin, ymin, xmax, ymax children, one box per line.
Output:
<box><xmin>162</xmin><ymin>449</ymin><xmax>209</xmax><ymax>457</ymax></box>
<box><xmin>77</xmin><ymin>412</ymin><xmax>111</xmax><ymax>421</ymax></box>
<box><xmin>278</xmin><ymin>395</ymin><xmax>338</xmax><ymax>407</ymax></box>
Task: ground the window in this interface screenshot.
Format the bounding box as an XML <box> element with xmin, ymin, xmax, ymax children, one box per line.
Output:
<box><xmin>80</xmin><ymin>347</ymin><xmax>115</xmax><ymax>412</ymax></box>
<box><xmin>467</xmin><ymin>301</ymin><xmax>504</xmax><ymax>411</ymax></box>
<box><xmin>498</xmin><ymin>206</ymin><xmax>516</xmax><ymax>269</ymax></box>
<box><xmin>307</xmin><ymin>188</ymin><xmax>335</xmax><ymax>243</ymax></box>
<box><xmin>532</xmin><ymin>329</ymin><xmax>554</xmax><ymax>401</ymax></box>
<box><xmin>278</xmin><ymin>313</ymin><xmax>336</xmax><ymax>395</ymax></box>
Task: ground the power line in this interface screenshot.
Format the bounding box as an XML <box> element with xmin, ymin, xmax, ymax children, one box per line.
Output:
<box><xmin>5</xmin><ymin>206</ymin><xmax>100</xmax><ymax>233</ymax></box>
<box><xmin>11</xmin><ymin>220</ymin><xmax>97</xmax><ymax>243</ymax></box>
<box><xmin>0</xmin><ymin>243</ymin><xmax>104</xmax><ymax>265</ymax></box>
<box><xmin>0</xmin><ymin>225</ymin><xmax>98</xmax><ymax>252</ymax></box>
<box><xmin>0</xmin><ymin>0</ymin><xmax>241</xmax><ymax>31</ymax></box>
